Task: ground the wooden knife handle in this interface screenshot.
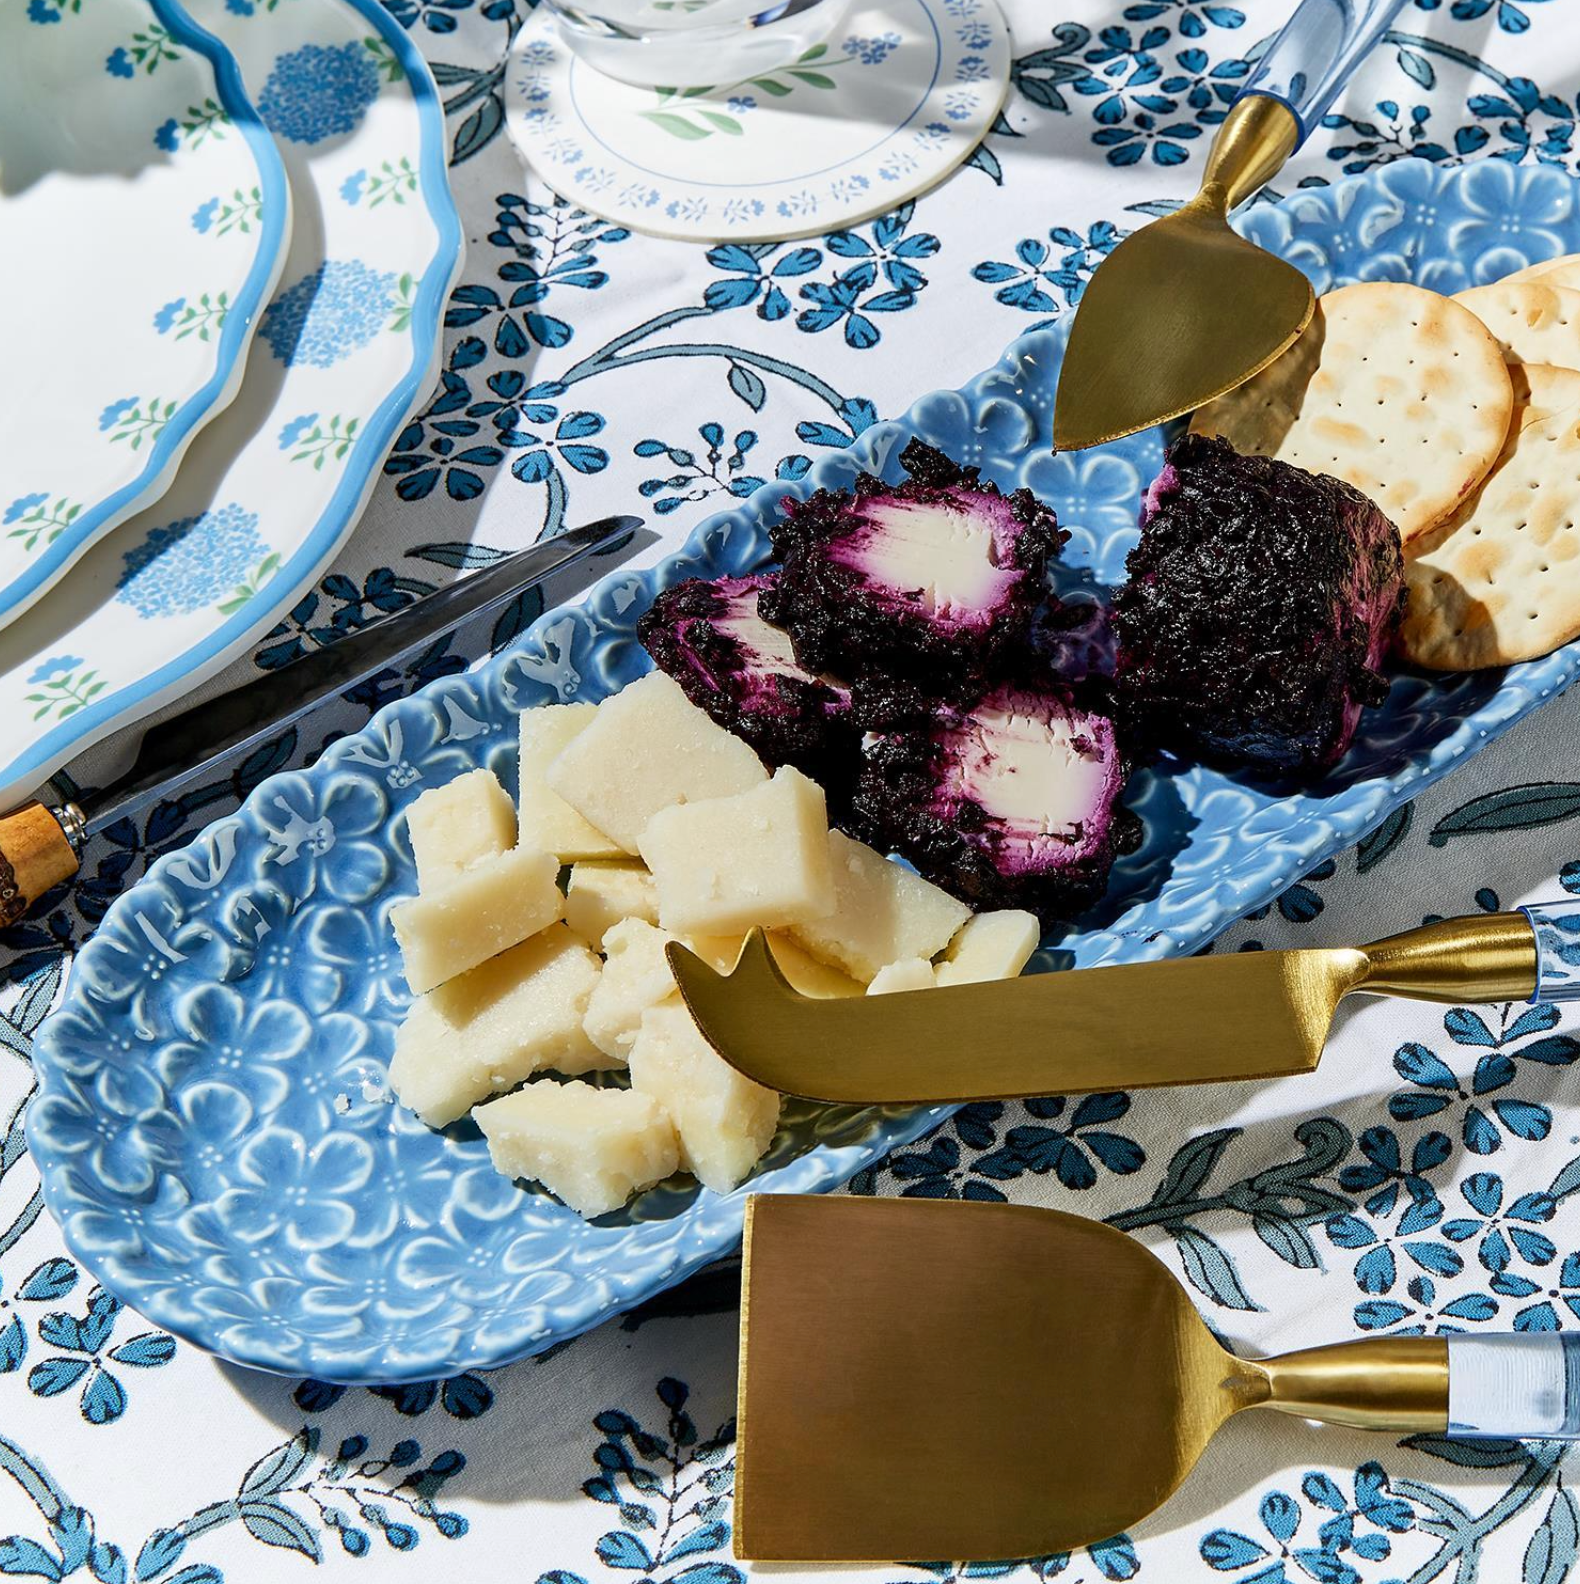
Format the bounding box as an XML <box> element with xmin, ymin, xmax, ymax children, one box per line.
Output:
<box><xmin>0</xmin><ymin>803</ymin><xmax>81</xmax><ymax>927</ymax></box>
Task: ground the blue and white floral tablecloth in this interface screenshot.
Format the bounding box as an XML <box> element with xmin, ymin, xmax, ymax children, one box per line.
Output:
<box><xmin>8</xmin><ymin>0</ymin><xmax>1580</xmax><ymax>1578</ymax></box>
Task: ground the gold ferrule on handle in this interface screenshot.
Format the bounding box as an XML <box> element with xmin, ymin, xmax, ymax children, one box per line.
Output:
<box><xmin>1198</xmin><ymin>95</ymin><xmax>1300</xmax><ymax>213</ymax></box>
<box><xmin>1247</xmin><ymin>1336</ymin><xmax>1450</xmax><ymax>1432</ymax></box>
<box><xmin>1359</xmin><ymin>912</ymin><xmax>1538</xmax><ymax>1003</ymax></box>
<box><xmin>0</xmin><ymin>802</ymin><xmax>81</xmax><ymax>927</ymax></box>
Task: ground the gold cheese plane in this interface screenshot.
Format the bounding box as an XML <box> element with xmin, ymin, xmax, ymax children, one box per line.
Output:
<box><xmin>734</xmin><ymin>1196</ymin><xmax>1575</xmax><ymax>1563</ymax></box>
<box><xmin>665</xmin><ymin>907</ymin><xmax>1564</xmax><ymax>1106</ymax></box>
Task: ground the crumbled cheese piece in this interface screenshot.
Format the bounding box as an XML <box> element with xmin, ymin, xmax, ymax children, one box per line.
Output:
<box><xmin>518</xmin><ymin>704</ymin><xmax>627</xmax><ymax>863</ymax></box>
<box><xmin>640</xmin><ymin>766</ymin><xmax>834</xmax><ymax>936</ymax></box>
<box><xmin>564</xmin><ymin>861</ymin><xmax>660</xmax><ymax>947</ymax></box>
<box><xmin>789</xmin><ymin>832</ymin><xmax>971</xmax><ymax>982</ymax></box>
<box><xmin>544</xmin><ymin>671</ymin><xmax>766</xmax><ymax>853</ymax></box>
<box><xmin>391</xmin><ymin>845</ymin><xmax>562</xmax><ymax>994</ymax></box>
<box><xmin>628</xmin><ymin>1002</ymin><xmax>779</xmax><ymax>1194</ymax></box>
<box><xmin>474</xmin><ymin>1082</ymin><xmax>678</xmax><ymax>1218</ymax></box>
<box><xmin>935</xmin><ymin>910</ymin><xmax>1040</xmax><ymax>986</ymax></box>
<box><xmin>405</xmin><ymin>768</ymin><xmax>517</xmax><ymax>890</ymax></box>
<box><xmin>389</xmin><ymin>924</ymin><xmax>609</xmax><ymax>1127</ymax></box>
<box><xmin>867</xmin><ymin>958</ymin><xmax>938</xmax><ymax>995</ymax></box>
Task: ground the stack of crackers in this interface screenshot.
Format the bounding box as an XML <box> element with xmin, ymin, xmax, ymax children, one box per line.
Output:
<box><xmin>1191</xmin><ymin>258</ymin><xmax>1580</xmax><ymax>672</ymax></box>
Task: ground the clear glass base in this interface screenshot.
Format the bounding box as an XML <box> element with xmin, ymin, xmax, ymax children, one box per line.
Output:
<box><xmin>544</xmin><ymin>0</ymin><xmax>852</xmax><ymax>88</ymax></box>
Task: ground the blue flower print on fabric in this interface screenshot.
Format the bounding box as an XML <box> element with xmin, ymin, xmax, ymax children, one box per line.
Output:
<box><xmin>261</xmin><ymin>260</ymin><xmax>396</xmax><ymax>368</ymax></box>
<box><xmin>256</xmin><ymin>42</ymin><xmax>381</xmax><ymax>145</ymax></box>
<box><xmin>116</xmin><ymin>503</ymin><xmax>267</xmax><ymax>618</ymax></box>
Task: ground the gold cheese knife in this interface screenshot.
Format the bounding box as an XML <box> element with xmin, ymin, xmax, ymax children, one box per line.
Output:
<box><xmin>1052</xmin><ymin>0</ymin><xmax>1409</xmax><ymax>451</ymax></box>
<box><xmin>668</xmin><ymin>904</ymin><xmax>1580</xmax><ymax>1104</ymax></box>
<box><xmin>734</xmin><ymin>1195</ymin><xmax>1580</xmax><ymax>1563</ymax></box>
<box><xmin>0</xmin><ymin>516</ymin><xmax>638</xmax><ymax>927</ymax></box>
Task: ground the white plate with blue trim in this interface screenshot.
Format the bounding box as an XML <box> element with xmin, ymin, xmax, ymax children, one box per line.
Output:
<box><xmin>0</xmin><ymin>0</ymin><xmax>464</xmax><ymax>812</ymax></box>
<box><xmin>0</xmin><ymin>0</ymin><xmax>291</xmax><ymax>631</ymax></box>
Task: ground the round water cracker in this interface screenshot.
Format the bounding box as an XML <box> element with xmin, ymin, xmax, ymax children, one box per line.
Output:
<box><xmin>1401</xmin><ymin>397</ymin><xmax>1580</xmax><ymax>670</ymax></box>
<box><xmin>1499</xmin><ymin>253</ymin><xmax>1580</xmax><ymax>287</ymax></box>
<box><xmin>1189</xmin><ymin>281</ymin><xmax>1513</xmax><ymax>543</ymax></box>
<box><xmin>1454</xmin><ymin>281</ymin><xmax>1580</xmax><ymax>370</ymax></box>
<box><xmin>1512</xmin><ymin>362</ymin><xmax>1580</xmax><ymax>429</ymax></box>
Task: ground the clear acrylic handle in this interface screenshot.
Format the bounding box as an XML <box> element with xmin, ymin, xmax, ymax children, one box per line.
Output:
<box><xmin>1237</xmin><ymin>0</ymin><xmax>1410</xmax><ymax>145</ymax></box>
<box><xmin>1448</xmin><ymin>1335</ymin><xmax>1580</xmax><ymax>1439</ymax></box>
<box><xmin>1521</xmin><ymin>897</ymin><xmax>1580</xmax><ymax>1004</ymax></box>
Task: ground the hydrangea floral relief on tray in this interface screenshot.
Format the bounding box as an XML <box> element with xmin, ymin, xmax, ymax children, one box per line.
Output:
<box><xmin>0</xmin><ymin>0</ymin><xmax>291</xmax><ymax>629</ymax></box>
<box><xmin>0</xmin><ymin>0</ymin><xmax>463</xmax><ymax>811</ymax></box>
<box><xmin>28</xmin><ymin>159</ymin><xmax>1580</xmax><ymax>1385</ymax></box>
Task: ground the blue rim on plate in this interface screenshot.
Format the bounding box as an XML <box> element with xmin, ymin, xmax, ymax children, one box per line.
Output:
<box><xmin>27</xmin><ymin>159</ymin><xmax>1580</xmax><ymax>1384</ymax></box>
<box><xmin>0</xmin><ymin>0</ymin><xmax>292</xmax><ymax>629</ymax></box>
<box><xmin>0</xmin><ymin>0</ymin><xmax>464</xmax><ymax>806</ymax></box>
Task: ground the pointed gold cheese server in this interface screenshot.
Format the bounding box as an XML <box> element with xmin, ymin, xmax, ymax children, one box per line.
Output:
<box><xmin>666</xmin><ymin>903</ymin><xmax>1580</xmax><ymax>1106</ymax></box>
<box><xmin>1052</xmin><ymin>0</ymin><xmax>1408</xmax><ymax>452</ymax></box>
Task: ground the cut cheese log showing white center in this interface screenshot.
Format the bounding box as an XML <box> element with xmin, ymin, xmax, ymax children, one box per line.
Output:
<box><xmin>839</xmin><ymin>498</ymin><xmax>1019</xmax><ymax>624</ymax></box>
<box><xmin>564</xmin><ymin>860</ymin><xmax>660</xmax><ymax>947</ymax></box>
<box><xmin>628</xmin><ymin>1001</ymin><xmax>780</xmax><ymax>1194</ymax></box>
<box><xmin>868</xmin><ymin>957</ymin><xmax>938</xmax><ymax>995</ymax></box>
<box><xmin>388</xmin><ymin>924</ymin><xmax>608</xmax><ymax>1127</ymax></box>
<box><xmin>789</xmin><ymin>830</ymin><xmax>971</xmax><ymax>982</ymax></box>
<box><xmin>518</xmin><ymin>704</ymin><xmax>627</xmax><ymax>863</ymax></box>
<box><xmin>544</xmin><ymin>670</ymin><xmax>767</xmax><ymax>853</ymax></box>
<box><xmin>405</xmin><ymin>768</ymin><xmax>517</xmax><ymax>890</ymax></box>
<box><xmin>390</xmin><ymin>844</ymin><xmax>562</xmax><ymax>995</ymax></box>
<box><xmin>474</xmin><ymin>1081</ymin><xmax>679</xmax><ymax>1219</ymax></box>
<box><xmin>936</xmin><ymin>909</ymin><xmax>1040</xmax><ymax>986</ymax></box>
<box><xmin>639</xmin><ymin>765</ymin><xmax>834</xmax><ymax>936</ymax></box>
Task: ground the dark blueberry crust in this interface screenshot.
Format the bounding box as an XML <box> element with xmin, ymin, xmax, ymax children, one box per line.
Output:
<box><xmin>849</xmin><ymin>681</ymin><xmax>1137</xmax><ymax>926</ymax></box>
<box><xmin>760</xmin><ymin>438</ymin><xmax>1067</xmax><ymax>694</ymax></box>
<box><xmin>637</xmin><ymin>577</ymin><xmax>857</xmax><ymax>790</ymax></box>
<box><xmin>1112</xmin><ymin>433</ymin><xmax>1407</xmax><ymax>774</ymax></box>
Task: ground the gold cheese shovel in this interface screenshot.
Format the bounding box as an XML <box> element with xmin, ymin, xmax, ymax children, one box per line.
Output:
<box><xmin>1051</xmin><ymin>0</ymin><xmax>1408</xmax><ymax>451</ymax></box>
<box><xmin>667</xmin><ymin>903</ymin><xmax>1580</xmax><ymax>1105</ymax></box>
<box><xmin>735</xmin><ymin>1195</ymin><xmax>1580</xmax><ymax>1563</ymax></box>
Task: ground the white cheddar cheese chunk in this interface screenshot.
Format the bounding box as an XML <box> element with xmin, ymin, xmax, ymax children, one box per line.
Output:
<box><xmin>564</xmin><ymin>861</ymin><xmax>660</xmax><ymax>947</ymax></box>
<box><xmin>868</xmin><ymin>957</ymin><xmax>938</xmax><ymax>995</ymax></box>
<box><xmin>789</xmin><ymin>832</ymin><xmax>971</xmax><ymax>983</ymax></box>
<box><xmin>639</xmin><ymin>766</ymin><xmax>834</xmax><ymax>936</ymax></box>
<box><xmin>766</xmin><ymin>933</ymin><xmax>863</xmax><ymax>998</ymax></box>
<box><xmin>388</xmin><ymin>999</ymin><xmax>476</xmax><ymax>1128</ymax></box>
<box><xmin>391</xmin><ymin>845</ymin><xmax>563</xmax><ymax>994</ymax></box>
<box><xmin>628</xmin><ymin>1002</ymin><xmax>780</xmax><ymax>1194</ymax></box>
<box><xmin>474</xmin><ymin>1081</ymin><xmax>678</xmax><ymax>1218</ymax></box>
<box><xmin>936</xmin><ymin>910</ymin><xmax>1040</xmax><ymax>986</ymax></box>
<box><xmin>389</xmin><ymin>925</ymin><xmax>608</xmax><ymax>1125</ymax></box>
<box><xmin>582</xmin><ymin>918</ymin><xmax>682</xmax><ymax>1062</ymax></box>
<box><xmin>518</xmin><ymin>704</ymin><xmax>626</xmax><ymax>863</ymax></box>
<box><xmin>405</xmin><ymin>768</ymin><xmax>517</xmax><ymax>890</ymax></box>
<box><xmin>544</xmin><ymin>671</ymin><xmax>766</xmax><ymax>853</ymax></box>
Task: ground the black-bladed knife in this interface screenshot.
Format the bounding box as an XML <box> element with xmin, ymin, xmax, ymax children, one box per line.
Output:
<box><xmin>0</xmin><ymin>516</ymin><xmax>639</xmax><ymax>927</ymax></box>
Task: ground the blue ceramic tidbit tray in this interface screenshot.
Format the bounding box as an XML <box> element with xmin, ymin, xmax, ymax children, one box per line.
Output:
<box><xmin>28</xmin><ymin>158</ymin><xmax>1580</xmax><ymax>1383</ymax></box>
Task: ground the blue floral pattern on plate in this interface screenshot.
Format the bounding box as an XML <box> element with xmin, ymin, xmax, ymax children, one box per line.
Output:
<box><xmin>0</xmin><ymin>0</ymin><xmax>465</xmax><ymax>813</ymax></box>
<box><xmin>260</xmin><ymin>259</ymin><xmax>400</xmax><ymax>367</ymax></box>
<box><xmin>27</xmin><ymin>160</ymin><xmax>1580</xmax><ymax>1385</ymax></box>
<box><xmin>257</xmin><ymin>40</ymin><xmax>383</xmax><ymax>144</ymax></box>
<box><xmin>0</xmin><ymin>0</ymin><xmax>290</xmax><ymax>631</ymax></box>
